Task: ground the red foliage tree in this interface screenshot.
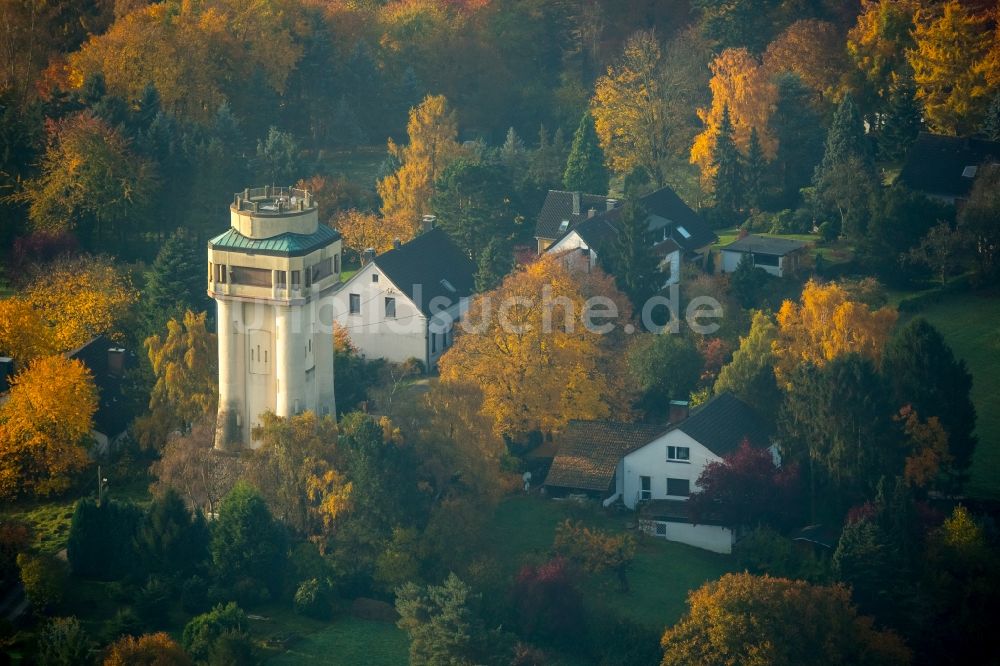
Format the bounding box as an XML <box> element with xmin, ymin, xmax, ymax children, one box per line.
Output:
<box><xmin>689</xmin><ymin>439</ymin><xmax>801</xmax><ymax>529</ymax></box>
<box><xmin>510</xmin><ymin>556</ymin><xmax>585</xmax><ymax>647</ymax></box>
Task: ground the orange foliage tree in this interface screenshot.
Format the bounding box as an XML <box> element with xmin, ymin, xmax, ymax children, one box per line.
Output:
<box><xmin>661</xmin><ymin>573</ymin><xmax>911</xmax><ymax>666</ymax></box>
<box><xmin>103</xmin><ymin>632</ymin><xmax>191</xmax><ymax>666</ymax></box>
<box><xmin>438</xmin><ymin>254</ymin><xmax>629</xmax><ymax>438</ymax></box>
<box><xmin>0</xmin><ymin>356</ymin><xmax>97</xmax><ymax>499</ymax></box>
<box><xmin>773</xmin><ymin>280</ymin><xmax>898</xmax><ymax>387</ymax></box>
<box><xmin>0</xmin><ymin>297</ymin><xmax>58</xmax><ymax>362</ymax></box>
<box><xmin>764</xmin><ymin>20</ymin><xmax>848</xmax><ymax>104</ymax></box>
<box><xmin>690</xmin><ymin>48</ymin><xmax>777</xmax><ymax>188</ymax></box>
<box><xmin>847</xmin><ymin>0</ymin><xmax>920</xmax><ymax>106</ymax></box>
<box><xmin>376</xmin><ymin>94</ymin><xmax>464</xmax><ymax>238</ymax></box>
<box><xmin>333</xmin><ymin>209</ymin><xmax>414</xmax><ymax>257</ymax></box>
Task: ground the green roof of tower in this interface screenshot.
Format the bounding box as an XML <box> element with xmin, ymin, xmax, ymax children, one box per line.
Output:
<box><xmin>208</xmin><ymin>224</ymin><xmax>340</xmax><ymax>257</ymax></box>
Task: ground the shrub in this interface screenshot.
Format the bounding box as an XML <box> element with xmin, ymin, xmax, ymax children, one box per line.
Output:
<box><xmin>400</xmin><ymin>357</ymin><xmax>426</xmax><ymax>377</ymax></box>
<box><xmin>102</xmin><ymin>608</ymin><xmax>143</xmax><ymax>643</ymax></box>
<box><xmin>135</xmin><ymin>488</ymin><xmax>210</xmax><ymax>579</ymax></box>
<box><xmin>0</xmin><ymin>520</ymin><xmax>32</xmax><ymax>587</ymax></box>
<box><xmin>510</xmin><ymin>557</ymin><xmax>583</xmax><ymax>648</ymax></box>
<box><xmin>36</xmin><ymin>617</ymin><xmax>92</xmax><ymax>666</ymax></box>
<box><xmin>134</xmin><ymin>577</ymin><xmax>172</xmax><ymax>624</ymax></box>
<box><xmin>103</xmin><ymin>632</ymin><xmax>191</xmax><ymax>666</ymax></box>
<box><xmin>294</xmin><ymin>578</ymin><xmax>330</xmax><ymax>619</ymax></box>
<box><xmin>205</xmin><ymin>630</ymin><xmax>255</xmax><ymax>666</ymax></box>
<box><xmin>17</xmin><ymin>552</ymin><xmax>67</xmax><ymax>611</ymax></box>
<box><xmin>182</xmin><ymin>603</ymin><xmax>247</xmax><ymax>662</ymax></box>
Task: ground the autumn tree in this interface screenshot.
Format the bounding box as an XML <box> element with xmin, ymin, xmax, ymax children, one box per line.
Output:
<box><xmin>377</xmin><ymin>94</ymin><xmax>464</xmax><ymax>237</ymax></box>
<box><xmin>591</xmin><ymin>31</ymin><xmax>671</xmax><ymax>185</ymax></box>
<box><xmin>554</xmin><ymin>520</ymin><xmax>637</xmax><ymax>592</ymax></box>
<box><xmin>149</xmin><ymin>422</ymin><xmax>232</xmax><ymax>515</ymax></box>
<box><xmin>17</xmin><ymin>112</ymin><xmax>156</xmax><ymax>243</ymax></box>
<box><xmin>896</xmin><ymin>407</ymin><xmax>952</xmax><ymax>490</ymax></box>
<box><xmin>882</xmin><ymin>318</ymin><xmax>976</xmax><ymax>475</ymax></box>
<box><xmin>36</xmin><ymin>617</ymin><xmax>93</xmax><ymax>666</ymax></box>
<box><xmin>690</xmin><ymin>48</ymin><xmax>777</xmax><ymax>189</ymax></box>
<box><xmin>0</xmin><ymin>356</ymin><xmax>96</xmax><ymax>499</ymax></box>
<box><xmin>689</xmin><ymin>440</ymin><xmax>801</xmax><ymax>529</ymax></box>
<box><xmin>764</xmin><ymin>19</ymin><xmax>848</xmax><ymax>104</ymax></box>
<box><xmin>908</xmin><ymin>1</ymin><xmax>994</xmax><ymax>136</ymax></box>
<box><xmin>0</xmin><ymin>297</ymin><xmax>57</xmax><ymax>361</ymax></box>
<box><xmin>563</xmin><ymin>111</ymin><xmax>609</xmax><ymax>195</ymax></box>
<box><xmin>773</xmin><ymin>280</ymin><xmax>897</xmax><ymax>387</ymax></box>
<box><xmin>438</xmin><ymin>255</ymin><xmax>627</xmax><ymax>438</ymax></box>
<box><xmin>21</xmin><ymin>254</ymin><xmax>137</xmax><ymax>355</ymax></box>
<box><xmin>333</xmin><ymin>209</ymin><xmax>413</xmax><ymax>258</ymax></box>
<box><xmin>103</xmin><ymin>632</ymin><xmax>191</xmax><ymax>666</ymax></box>
<box><xmin>907</xmin><ymin>222</ymin><xmax>968</xmax><ymax>285</ymax></box>
<box><xmin>847</xmin><ymin>0</ymin><xmax>919</xmax><ymax>112</ymax></box>
<box><xmin>143</xmin><ymin>310</ymin><xmax>217</xmax><ymax>440</ymax></box>
<box><xmin>714</xmin><ymin>310</ymin><xmax>780</xmax><ymax>415</ymax></box>
<box><xmin>661</xmin><ymin>573</ymin><xmax>912</xmax><ymax>666</ymax></box>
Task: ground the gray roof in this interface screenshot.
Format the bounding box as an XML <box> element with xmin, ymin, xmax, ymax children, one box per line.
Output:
<box><xmin>546</xmin><ymin>420</ymin><xmax>666</xmax><ymax>491</ymax></box>
<box><xmin>372</xmin><ymin>228</ymin><xmax>475</xmax><ymax>317</ymax></box>
<box><xmin>674</xmin><ymin>393</ymin><xmax>772</xmax><ymax>457</ymax></box>
<box><xmin>209</xmin><ymin>224</ymin><xmax>340</xmax><ymax>257</ymax></box>
<box><xmin>722</xmin><ymin>234</ymin><xmax>807</xmax><ymax>256</ymax></box>
<box><xmin>535</xmin><ymin>190</ymin><xmax>618</xmax><ymax>241</ymax></box>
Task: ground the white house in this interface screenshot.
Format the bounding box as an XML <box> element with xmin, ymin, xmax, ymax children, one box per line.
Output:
<box><xmin>545</xmin><ymin>393</ymin><xmax>775</xmax><ymax>554</ymax></box>
<box><xmin>332</xmin><ymin>228</ymin><xmax>475</xmax><ymax>370</ymax></box>
<box><xmin>720</xmin><ymin>234</ymin><xmax>808</xmax><ymax>278</ymax></box>
<box><xmin>542</xmin><ymin>186</ymin><xmax>716</xmax><ymax>286</ymax></box>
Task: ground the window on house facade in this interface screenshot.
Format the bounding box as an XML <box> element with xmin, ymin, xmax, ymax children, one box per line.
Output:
<box><xmin>654</xmin><ymin>522</ymin><xmax>667</xmax><ymax>536</ymax></box>
<box><xmin>276</xmin><ymin>270</ymin><xmax>287</xmax><ymax>288</ymax></box>
<box><xmin>666</xmin><ymin>478</ymin><xmax>690</xmax><ymax>497</ymax></box>
<box><xmin>291</xmin><ymin>270</ymin><xmax>301</xmax><ymax>288</ymax></box>
<box><xmin>431</xmin><ymin>332</ymin><xmax>437</xmax><ymax>353</ymax></box>
<box><xmin>385</xmin><ymin>297</ymin><xmax>396</xmax><ymax>318</ymax></box>
<box><xmin>640</xmin><ymin>476</ymin><xmax>651</xmax><ymax>501</ymax></box>
<box><xmin>372</xmin><ymin>273</ymin><xmax>379</xmax><ymax>282</ymax></box>
<box><xmin>667</xmin><ymin>446</ymin><xmax>690</xmax><ymax>462</ymax></box>
<box><xmin>349</xmin><ymin>293</ymin><xmax>361</xmax><ymax>314</ymax></box>
<box><xmin>305</xmin><ymin>267</ymin><xmax>312</xmax><ymax>288</ymax></box>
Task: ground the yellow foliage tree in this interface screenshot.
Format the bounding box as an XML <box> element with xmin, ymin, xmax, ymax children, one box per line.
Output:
<box><xmin>690</xmin><ymin>48</ymin><xmax>778</xmax><ymax>188</ymax></box>
<box><xmin>897</xmin><ymin>405</ymin><xmax>952</xmax><ymax>490</ymax></box>
<box><xmin>773</xmin><ymin>280</ymin><xmax>898</xmax><ymax>387</ymax></box>
<box><xmin>847</xmin><ymin>0</ymin><xmax>920</xmax><ymax>104</ymax></box>
<box><xmin>438</xmin><ymin>254</ymin><xmax>626</xmax><ymax>438</ymax></box>
<box><xmin>333</xmin><ymin>209</ymin><xmax>415</xmax><ymax>256</ymax></box>
<box><xmin>0</xmin><ymin>356</ymin><xmax>97</xmax><ymax>499</ymax></box>
<box><xmin>590</xmin><ymin>30</ymin><xmax>671</xmax><ymax>184</ymax></box>
<box><xmin>24</xmin><ymin>254</ymin><xmax>138</xmax><ymax>355</ymax></box>
<box><xmin>0</xmin><ymin>297</ymin><xmax>58</xmax><ymax>361</ymax></box>
<box><xmin>908</xmin><ymin>1</ymin><xmax>994</xmax><ymax>135</ymax></box>
<box><xmin>103</xmin><ymin>632</ymin><xmax>191</xmax><ymax>666</ymax></box>
<box><xmin>376</xmin><ymin>94</ymin><xmax>463</xmax><ymax>237</ymax></box>
<box><xmin>144</xmin><ymin>310</ymin><xmax>218</xmax><ymax>438</ymax></box>
<box><xmin>68</xmin><ymin>0</ymin><xmax>302</xmax><ymax>122</ymax></box>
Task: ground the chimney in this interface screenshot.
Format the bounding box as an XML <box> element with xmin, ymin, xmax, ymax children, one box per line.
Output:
<box><xmin>393</xmin><ymin>238</ymin><xmax>402</xmax><ymax>250</ymax></box>
<box><xmin>0</xmin><ymin>357</ymin><xmax>13</xmax><ymax>393</ymax></box>
<box><xmin>571</xmin><ymin>192</ymin><xmax>581</xmax><ymax>216</ymax></box>
<box><xmin>107</xmin><ymin>348</ymin><xmax>125</xmax><ymax>378</ymax></box>
<box><xmin>587</xmin><ymin>207</ymin><xmax>597</xmax><ymax>218</ymax></box>
<box><xmin>362</xmin><ymin>248</ymin><xmax>376</xmax><ymax>265</ymax></box>
<box><xmin>422</xmin><ymin>214</ymin><xmax>436</xmax><ymax>230</ymax></box>
<box><xmin>668</xmin><ymin>400</ymin><xmax>689</xmax><ymax>425</ymax></box>
<box><xmin>606</xmin><ymin>198</ymin><xmax>617</xmax><ymax>211</ymax></box>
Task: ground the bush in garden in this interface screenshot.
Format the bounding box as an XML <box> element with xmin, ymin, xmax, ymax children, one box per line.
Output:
<box><xmin>294</xmin><ymin>578</ymin><xmax>331</xmax><ymax>619</ymax></box>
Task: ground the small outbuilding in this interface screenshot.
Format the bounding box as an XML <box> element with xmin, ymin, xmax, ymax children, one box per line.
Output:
<box><xmin>720</xmin><ymin>234</ymin><xmax>808</xmax><ymax>278</ymax></box>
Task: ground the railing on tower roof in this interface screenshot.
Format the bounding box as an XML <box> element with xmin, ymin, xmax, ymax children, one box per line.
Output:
<box><xmin>232</xmin><ymin>186</ymin><xmax>314</xmax><ymax>215</ymax></box>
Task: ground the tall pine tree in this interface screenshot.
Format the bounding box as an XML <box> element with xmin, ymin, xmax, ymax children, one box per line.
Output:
<box><xmin>602</xmin><ymin>200</ymin><xmax>661</xmax><ymax>311</ymax></box>
<box><xmin>712</xmin><ymin>105</ymin><xmax>743</xmax><ymax>221</ymax></box>
<box><xmin>879</xmin><ymin>74</ymin><xmax>922</xmax><ymax>162</ymax></box>
<box><xmin>140</xmin><ymin>231</ymin><xmax>207</xmax><ymax>339</ymax></box>
<box><xmin>744</xmin><ymin>128</ymin><xmax>766</xmax><ymax>211</ymax></box>
<box><xmin>769</xmin><ymin>73</ymin><xmax>824</xmax><ymax>207</ymax></box>
<box><xmin>563</xmin><ymin>111</ymin><xmax>609</xmax><ymax>195</ymax></box>
<box><xmin>982</xmin><ymin>92</ymin><xmax>1000</xmax><ymax>141</ymax></box>
<box><xmin>814</xmin><ymin>94</ymin><xmax>873</xmax><ymax>181</ymax></box>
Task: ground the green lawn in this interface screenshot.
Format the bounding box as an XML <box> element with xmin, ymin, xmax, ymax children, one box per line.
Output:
<box><xmin>265</xmin><ymin>613</ymin><xmax>407</xmax><ymax>665</ymax></box>
<box><xmin>902</xmin><ymin>292</ymin><xmax>1000</xmax><ymax>500</ymax></box>
<box><xmin>0</xmin><ymin>498</ymin><xmax>77</xmax><ymax>554</ymax></box>
<box><xmin>486</xmin><ymin>496</ymin><xmax>733</xmax><ymax>629</ymax></box>
<box><xmin>322</xmin><ymin>146</ymin><xmax>388</xmax><ymax>190</ymax></box>
<box><xmin>710</xmin><ymin>227</ymin><xmax>853</xmax><ymax>267</ymax></box>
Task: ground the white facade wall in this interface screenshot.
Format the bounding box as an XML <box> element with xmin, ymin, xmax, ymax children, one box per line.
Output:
<box><xmin>618</xmin><ymin>430</ymin><xmax>721</xmax><ymax>510</ymax></box>
<box><xmin>332</xmin><ymin>262</ymin><xmax>463</xmax><ymax>369</ymax></box>
<box><xmin>721</xmin><ymin>250</ymin><xmax>785</xmax><ymax>277</ymax></box>
<box><xmin>547</xmin><ymin>231</ymin><xmax>597</xmax><ymax>272</ymax></box>
<box><xmin>641</xmin><ymin>519</ymin><xmax>735</xmax><ymax>554</ymax></box>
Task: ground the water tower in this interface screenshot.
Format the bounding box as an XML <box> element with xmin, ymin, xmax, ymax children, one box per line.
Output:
<box><xmin>208</xmin><ymin>186</ymin><xmax>340</xmax><ymax>450</ymax></box>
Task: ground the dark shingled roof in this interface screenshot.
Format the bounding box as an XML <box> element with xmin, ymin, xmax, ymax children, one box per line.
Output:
<box><xmin>722</xmin><ymin>234</ymin><xmax>807</xmax><ymax>256</ymax></box>
<box><xmin>545</xmin><ymin>420</ymin><xmax>666</xmax><ymax>491</ymax></box>
<box><xmin>534</xmin><ymin>190</ymin><xmax>618</xmax><ymax>241</ymax></box>
<box><xmin>898</xmin><ymin>133</ymin><xmax>1000</xmax><ymax>200</ymax></box>
<box><xmin>372</xmin><ymin>228</ymin><xmax>475</xmax><ymax>317</ymax></box>
<box><xmin>675</xmin><ymin>393</ymin><xmax>771</xmax><ymax>457</ymax></box>
<box><xmin>67</xmin><ymin>335</ymin><xmax>136</xmax><ymax>438</ymax></box>
<box><xmin>543</xmin><ymin>186</ymin><xmax>716</xmax><ymax>254</ymax></box>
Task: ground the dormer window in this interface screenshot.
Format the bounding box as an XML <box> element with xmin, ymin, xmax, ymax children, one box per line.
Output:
<box><xmin>559</xmin><ymin>220</ymin><xmax>569</xmax><ymax>233</ymax></box>
<box><xmin>676</xmin><ymin>225</ymin><xmax>691</xmax><ymax>239</ymax></box>
<box><xmin>962</xmin><ymin>165</ymin><xmax>978</xmax><ymax>178</ymax></box>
